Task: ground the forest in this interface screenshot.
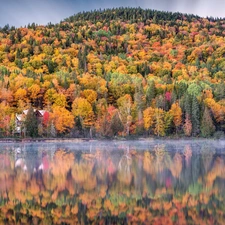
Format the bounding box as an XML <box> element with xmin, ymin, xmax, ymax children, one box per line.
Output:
<box><xmin>0</xmin><ymin>7</ymin><xmax>225</xmax><ymax>138</ymax></box>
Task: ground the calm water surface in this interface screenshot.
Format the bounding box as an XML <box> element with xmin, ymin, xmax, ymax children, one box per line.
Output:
<box><xmin>0</xmin><ymin>140</ymin><xmax>225</xmax><ymax>224</ymax></box>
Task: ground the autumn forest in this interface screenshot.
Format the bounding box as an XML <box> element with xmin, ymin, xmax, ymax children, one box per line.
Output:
<box><xmin>1</xmin><ymin>8</ymin><xmax>225</xmax><ymax>138</ymax></box>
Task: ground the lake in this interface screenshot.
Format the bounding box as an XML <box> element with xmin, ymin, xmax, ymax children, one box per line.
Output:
<box><xmin>0</xmin><ymin>140</ymin><xmax>225</xmax><ymax>224</ymax></box>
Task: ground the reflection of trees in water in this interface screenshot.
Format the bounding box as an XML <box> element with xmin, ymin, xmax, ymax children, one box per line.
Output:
<box><xmin>143</xmin><ymin>145</ymin><xmax>171</xmax><ymax>178</ymax></box>
<box><xmin>201</xmin><ymin>144</ymin><xmax>215</xmax><ymax>174</ymax></box>
<box><xmin>0</xmin><ymin>143</ymin><xmax>225</xmax><ymax>224</ymax></box>
<box><xmin>154</xmin><ymin>144</ymin><xmax>167</xmax><ymax>174</ymax></box>
<box><xmin>184</xmin><ymin>144</ymin><xmax>192</xmax><ymax>167</ymax></box>
<box><xmin>117</xmin><ymin>146</ymin><xmax>132</xmax><ymax>185</ymax></box>
<box><xmin>206</xmin><ymin>156</ymin><xmax>225</xmax><ymax>187</ymax></box>
<box><xmin>170</xmin><ymin>152</ymin><xmax>182</xmax><ymax>178</ymax></box>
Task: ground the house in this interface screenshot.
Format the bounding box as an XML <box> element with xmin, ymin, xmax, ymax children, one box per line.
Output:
<box><xmin>15</xmin><ymin>114</ymin><xmax>24</xmax><ymax>133</ymax></box>
<box><xmin>15</xmin><ymin>109</ymin><xmax>47</xmax><ymax>135</ymax></box>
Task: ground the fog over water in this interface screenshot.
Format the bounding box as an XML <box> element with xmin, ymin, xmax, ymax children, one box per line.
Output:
<box><xmin>1</xmin><ymin>139</ymin><xmax>225</xmax><ymax>154</ymax></box>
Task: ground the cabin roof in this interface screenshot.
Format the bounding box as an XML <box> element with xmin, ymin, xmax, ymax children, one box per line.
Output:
<box><xmin>23</xmin><ymin>109</ymin><xmax>37</xmax><ymax>115</ymax></box>
<box><xmin>16</xmin><ymin>109</ymin><xmax>47</xmax><ymax>122</ymax></box>
<box><xmin>38</xmin><ymin>110</ymin><xmax>46</xmax><ymax>116</ymax></box>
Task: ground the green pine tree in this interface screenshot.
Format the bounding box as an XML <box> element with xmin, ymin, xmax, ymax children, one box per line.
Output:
<box><xmin>24</xmin><ymin>107</ymin><xmax>38</xmax><ymax>138</ymax></box>
<box><xmin>184</xmin><ymin>94</ymin><xmax>192</xmax><ymax>116</ymax></box>
<box><xmin>200</xmin><ymin>107</ymin><xmax>215</xmax><ymax>137</ymax></box>
<box><xmin>146</xmin><ymin>81</ymin><xmax>156</xmax><ymax>106</ymax></box>
<box><xmin>191</xmin><ymin>96</ymin><xmax>200</xmax><ymax>136</ymax></box>
<box><xmin>214</xmin><ymin>81</ymin><xmax>225</xmax><ymax>101</ymax></box>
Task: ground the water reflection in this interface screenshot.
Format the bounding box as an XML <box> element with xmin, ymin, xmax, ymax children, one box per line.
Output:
<box><xmin>0</xmin><ymin>141</ymin><xmax>225</xmax><ymax>224</ymax></box>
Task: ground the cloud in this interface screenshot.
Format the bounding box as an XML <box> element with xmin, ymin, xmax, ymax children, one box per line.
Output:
<box><xmin>139</xmin><ymin>0</ymin><xmax>225</xmax><ymax>18</ymax></box>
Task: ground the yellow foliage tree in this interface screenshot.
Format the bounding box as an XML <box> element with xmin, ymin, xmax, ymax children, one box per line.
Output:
<box><xmin>44</xmin><ymin>88</ymin><xmax>57</xmax><ymax>106</ymax></box>
<box><xmin>14</xmin><ymin>88</ymin><xmax>27</xmax><ymax>102</ymax></box>
<box><xmin>81</xmin><ymin>89</ymin><xmax>97</xmax><ymax>105</ymax></box>
<box><xmin>143</xmin><ymin>107</ymin><xmax>155</xmax><ymax>131</ymax></box>
<box><xmin>205</xmin><ymin>98</ymin><xmax>225</xmax><ymax>123</ymax></box>
<box><xmin>117</xmin><ymin>94</ymin><xmax>133</xmax><ymax>135</ymax></box>
<box><xmin>170</xmin><ymin>102</ymin><xmax>182</xmax><ymax>131</ymax></box>
<box><xmin>154</xmin><ymin>108</ymin><xmax>165</xmax><ymax>136</ymax></box>
<box><xmin>50</xmin><ymin>106</ymin><xmax>74</xmax><ymax>133</ymax></box>
<box><xmin>28</xmin><ymin>84</ymin><xmax>40</xmax><ymax>101</ymax></box>
<box><xmin>72</xmin><ymin>97</ymin><xmax>94</xmax><ymax>128</ymax></box>
<box><xmin>53</xmin><ymin>93</ymin><xmax>67</xmax><ymax>108</ymax></box>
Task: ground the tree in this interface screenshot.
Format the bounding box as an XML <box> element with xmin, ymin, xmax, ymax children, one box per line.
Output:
<box><xmin>154</xmin><ymin>108</ymin><xmax>165</xmax><ymax>137</ymax></box>
<box><xmin>9</xmin><ymin>113</ymin><xmax>16</xmax><ymax>136</ymax></box>
<box><xmin>170</xmin><ymin>102</ymin><xmax>182</xmax><ymax>133</ymax></box>
<box><xmin>187</xmin><ymin>83</ymin><xmax>202</xmax><ymax>97</ymax></box>
<box><xmin>117</xmin><ymin>94</ymin><xmax>133</xmax><ymax>136</ymax></box>
<box><xmin>53</xmin><ymin>93</ymin><xmax>67</xmax><ymax>108</ymax></box>
<box><xmin>14</xmin><ymin>88</ymin><xmax>27</xmax><ymax>103</ymax></box>
<box><xmin>143</xmin><ymin>107</ymin><xmax>155</xmax><ymax>132</ymax></box>
<box><xmin>214</xmin><ymin>81</ymin><xmax>225</xmax><ymax>101</ymax></box>
<box><xmin>183</xmin><ymin>114</ymin><xmax>192</xmax><ymax>136</ymax></box>
<box><xmin>191</xmin><ymin>96</ymin><xmax>200</xmax><ymax>136</ymax></box>
<box><xmin>43</xmin><ymin>111</ymin><xmax>50</xmax><ymax>127</ymax></box>
<box><xmin>72</xmin><ymin>97</ymin><xmax>94</xmax><ymax>129</ymax></box>
<box><xmin>24</xmin><ymin>107</ymin><xmax>38</xmax><ymax>137</ymax></box>
<box><xmin>95</xmin><ymin>104</ymin><xmax>114</xmax><ymax>137</ymax></box>
<box><xmin>146</xmin><ymin>81</ymin><xmax>156</xmax><ymax>106</ymax></box>
<box><xmin>82</xmin><ymin>89</ymin><xmax>97</xmax><ymax>104</ymax></box>
<box><xmin>110</xmin><ymin>111</ymin><xmax>124</xmax><ymax>136</ymax></box>
<box><xmin>204</xmin><ymin>98</ymin><xmax>225</xmax><ymax>125</ymax></box>
<box><xmin>164</xmin><ymin>111</ymin><xmax>173</xmax><ymax>135</ymax></box>
<box><xmin>44</xmin><ymin>88</ymin><xmax>57</xmax><ymax>106</ymax></box>
<box><xmin>50</xmin><ymin>121</ymin><xmax>56</xmax><ymax>137</ymax></box>
<box><xmin>28</xmin><ymin>84</ymin><xmax>40</xmax><ymax>102</ymax></box>
<box><xmin>184</xmin><ymin>94</ymin><xmax>192</xmax><ymax>116</ymax></box>
<box><xmin>134</xmin><ymin>83</ymin><xmax>145</xmax><ymax>121</ymax></box>
<box><xmin>38</xmin><ymin>123</ymin><xmax>44</xmax><ymax>137</ymax></box>
<box><xmin>200</xmin><ymin>107</ymin><xmax>215</xmax><ymax>137</ymax></box>
<box><xmin>51</xmin><ymin>106</ymin><xmax>74</xmax><ymax>134</ymax></box>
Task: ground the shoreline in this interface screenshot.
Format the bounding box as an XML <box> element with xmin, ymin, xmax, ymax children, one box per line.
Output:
<box><xmin>0</xmin><ymin>137</ymin><xmax>223</xmax><ymax>143</ymax></box>
<box><xmin>0</xmin><ymin>138</ymin><xmax>89</xmax><ymax>143</ymax></box>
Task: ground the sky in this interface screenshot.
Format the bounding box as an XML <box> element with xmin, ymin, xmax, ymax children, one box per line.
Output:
<box><xmin>1</xmin><ymin>0</ymin><xmax>225</xmax><ymax>27</ymax></box>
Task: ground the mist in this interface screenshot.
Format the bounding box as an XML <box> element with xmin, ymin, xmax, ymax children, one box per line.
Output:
<box><xmin>1</xmin><ymin>0</ymin><xmax>225</xmax><ymax>27</ymax></box>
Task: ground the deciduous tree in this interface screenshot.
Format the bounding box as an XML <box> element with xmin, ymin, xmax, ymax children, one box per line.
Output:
<box><xmin>183</xmin><ymin>114</ymin><xmax>192</xmax><ymax>136</ymax></box>
<box><xmin>51</xmin><ymin>106</ymin><xmax>74</xmax><ymax>134</ymax></box>
<box><xmin>72</xmin><ymin>97</ymin><xmax>94</xmax><ymax>128</ymax></box>
<box><xmin>143</xmin><ymin>107</ymin><xmax>155</xmax><ymax>132</ymax></box>
<box><xmin>170</xmin><ymin>102</ymin><xmax>182</xmax><ymax>133</ymax></box>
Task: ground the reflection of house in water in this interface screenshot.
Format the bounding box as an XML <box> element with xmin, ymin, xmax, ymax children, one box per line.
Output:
<box><xmin>15</xmin><ymin>109</ymin><xmax>47</xmax><ymax>135</ymax></box>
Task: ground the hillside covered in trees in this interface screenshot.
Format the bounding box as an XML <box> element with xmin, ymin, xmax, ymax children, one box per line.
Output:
<box><xmin>0</xmin><ymin>7</ymin><xmax>225</xmax><ymax>138</ymax></box>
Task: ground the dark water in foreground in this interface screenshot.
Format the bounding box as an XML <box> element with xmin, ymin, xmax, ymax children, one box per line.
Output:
<box><xmin>0</xmin><ymin>140</ymin><xmax>225</xmax><ymax>225</ymax></box>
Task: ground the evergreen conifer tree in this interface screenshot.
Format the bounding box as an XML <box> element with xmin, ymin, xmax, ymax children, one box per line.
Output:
<box><xmin>191</xmin><ymin>96</ymin><xmax>200</xmax><ymax>136</ymax></box>
<box><xmin>214</xmin><ymin>81</ymin><xmax>225</xmax><ymax>101</ymax></box>
<box><xmin>24</xmin><ymin>107</ymin><xmax>38</xmax><ymax>137</ymax></box>
<box><xmin>184</xmin><ymin>94</ymin><xmax>192</xmax><ymax>116</ymax></box>
<box><xmin>200</xmin><ymin>107</ymin><xmax>215</xmax><ymax>137</ymax></box>
<box><xmin>146</xmin><ymin>81</ymin><xmax>156</xmax><ymax>106</ymax></box>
